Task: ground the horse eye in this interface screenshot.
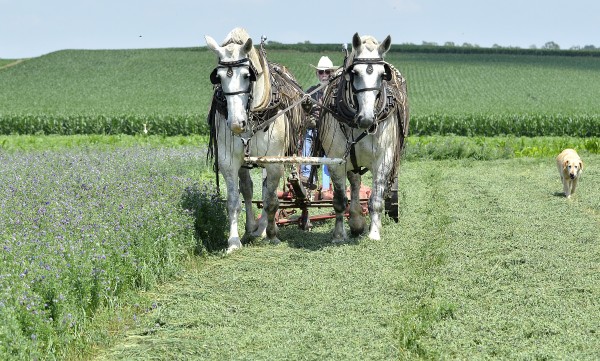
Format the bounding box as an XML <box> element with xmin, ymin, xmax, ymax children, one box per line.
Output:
<box><xmin>243</xmin><ymin>73</ymin><xmax>251</xmax><ymax>79</ymax></box>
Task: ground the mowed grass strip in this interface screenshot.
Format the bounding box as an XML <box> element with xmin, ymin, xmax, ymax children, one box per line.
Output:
<box><xmin>95</xmin><ymin>156</ymin><xmax>599</xmax><ymax>360</ymax></box>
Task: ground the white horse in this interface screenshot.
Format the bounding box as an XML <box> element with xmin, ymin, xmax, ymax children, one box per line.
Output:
<box><xmin>205</xmin><ymin>28</ymin><xmax>305</xmax><ymax>252</ymax></box>
<box><xmin>317</xmin><ymin>33</ymin><xmax>409</xmax><ymax>242</ymax></box>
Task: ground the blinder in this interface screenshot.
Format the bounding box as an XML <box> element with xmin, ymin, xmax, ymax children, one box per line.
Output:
<box><xmin>383</xmin><ymin>63</ymin><xmax>393</xmax><ymax>81</ymax></box>
<box><xmin>209</xmin><ymin>58</ymin><xmax>257</xmax><ymax>85</ymax></box>
<box><xmin>344</xmin><ymin>58</ymin><xmax>393</xmax><ymax>82</ymax></box>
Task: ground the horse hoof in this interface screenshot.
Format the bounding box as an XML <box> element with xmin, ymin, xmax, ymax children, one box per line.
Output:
<box><xmin>349</xmin><ymin>218</ymin><xmax>366</xmax><ymax>236</ymax></box>
<box><xmin>368</xmin><ymin>231</ymin><xmax>381</xmax><ymax>241</ymax></box>
<box><xmin>332</xmin><ymin>237</ymin><xmax>347</xmax><ymax>245</ymax></box>
<box><xmin>350</xmin><ymin>228</ymin><xmax>364</xmax><ymax>237</ymax></box>
<box><xmin>226</xmin><ymin>245</ymin><xmax>241</xmax><ymax>254</ymax></box>
<box><xmin>270</xmin><ymin>238</ymin><xmax>281</xmax><ymax>245</ymax></box>
<box><xmin>227</xmin><ymin>238</ymin><xmax>242</xmax><ymax>253</ymax></box>
<box><xmin>252</xmin><ymin>227</ymin><xmax>267</xmax><ymax>238</ymax></box>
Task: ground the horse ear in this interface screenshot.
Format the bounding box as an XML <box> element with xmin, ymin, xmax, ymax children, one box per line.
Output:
<box><xmin>205</xmin><ymin>35</ymin><xmax>220</xmax><ymax>52</ymax></box>
<box><xmin>243</xmin><ymin>38</ymin><xmax>253</xmax><ymax>54</ymax></box>
<box><xmin>379</xmin><ymin>35</ymin><xmax>392</xmax><ymax>56</ymax></box>
<box><xmin>352</xmin><ymin>33</ymin><xmax>362</xmax><ymax>51</ymax></box>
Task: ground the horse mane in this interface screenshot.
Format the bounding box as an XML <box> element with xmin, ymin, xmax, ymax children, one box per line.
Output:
<box><xmin>221</xmin><ymin>27</ymin><xmax>264</xmax><ymax>76</ymax></box>
<box><xmin>220</xmin><ymin>27</ymin><xmax>273</xmax><ymax>109</ymax></box>
<box><xmin>350</xmin><ymin>35</ymin><xmax>380</xmax><ymax>62</ymax></box>
<box><xmin>268</xmin><ymin>63</ymin><xmax>308</xmax><ymax>156</ymax></box>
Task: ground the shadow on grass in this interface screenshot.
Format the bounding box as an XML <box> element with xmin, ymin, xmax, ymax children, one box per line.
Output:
<box><xmin>180</xmin><ymin>182</ymin><xmax>228</xmax><ymax>254</ymax></box>
<box><xmin>277</xmin><ymin>219</ymin><xmax>361</xmax><ymax>251</ymax></box>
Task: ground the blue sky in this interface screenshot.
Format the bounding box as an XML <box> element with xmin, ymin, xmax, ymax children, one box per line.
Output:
<box><xmin>1</xmin><ymin>0</ymin><xmax>599</xmax><ymax>58</ymax></box>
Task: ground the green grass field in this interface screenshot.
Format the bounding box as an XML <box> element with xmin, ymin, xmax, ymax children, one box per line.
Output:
<box><xmin>93</xmin><ymin>155</ymin><xmax>600</xmax><ymax>360</ymax></box>
<box><xmin>1</xmin><ymin>45</ymin><xmax>599</xmax><ymax>359</ymax></box>
<box><xmin>1</xmin><ymin>139</ymin><xmax>598</xmax><ymax>360</ymax></box>
<box><xmin>1</xmin><ymin>47</ymin><xmax>600</xmax><ymax>136</ymax></box>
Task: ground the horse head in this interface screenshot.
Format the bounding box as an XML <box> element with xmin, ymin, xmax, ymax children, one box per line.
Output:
<box><xmin>205</xmin><ymin>31</ymin><xmax>257</xmax><ymax>135</ymax></box>
<box><xmin>346</xmin><ymin>33</ymin><xmax>392</xmax><ymax>129</ymax></box>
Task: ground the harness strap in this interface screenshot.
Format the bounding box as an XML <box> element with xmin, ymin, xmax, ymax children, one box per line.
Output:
<box><xmin>218</xmin><ymin>58</ymin><xmax>251</xmax><ymax>66</ymax></box>
<box><xmin>252</xmin><ymin>93</ymin><xmax>308</xmax><ymax>134</ymax></box>
<box><xmin>349</xmin><ymin>146</ymin><xmax>369</xmax><ymax>175</ymax></box>
<box><xmin>346</xmin><ymin>129</ymin><xmax>371</xmax><ymax>175</ymax></box>
<box><xmin>221</xmin><ymin>89</ymin><xmax>252</xmax><ymax>96</ymax></box>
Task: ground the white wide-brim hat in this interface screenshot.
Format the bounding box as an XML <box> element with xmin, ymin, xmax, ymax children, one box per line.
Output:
<box><xmin>310</xmin><ymin>56</ymin><xmax>339</xmax><ymax>70</ymax></box>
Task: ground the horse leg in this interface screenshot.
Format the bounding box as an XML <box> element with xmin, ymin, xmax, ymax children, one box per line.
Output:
<box><xmin>252</xmin><ymin>169</ymin><xmax>268</xmax><ymax>238</ymax></box>
<box><xmin>260</xmin><ymin>164</ymin><xmax>283</xmax><ymax>244</ymax></box>
<box><xmin>368</xmin><ymin>171</ymin><xmax>387</xmax><ymax>241</ymax></box>
<box><xmin>222</xmin><ymin>168</ymin><xmax>243</xmax><ymax>253</ymax></box>
<box><xmin>238</xmin><ymin>167</ymin><xmax>257</xmax><ymax>236</ymax></box>
<box><xmin>329</xmin><ymin>165</ymin><xmax>348</xmax><ymax>243</ymax></box>
<box><xmin>347</xmin><ymin>171</ymin><xmax>366</xmax><ymax>237</ymax></box>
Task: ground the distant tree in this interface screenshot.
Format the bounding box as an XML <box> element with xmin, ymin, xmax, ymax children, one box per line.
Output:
<box><xmin>462</xmin><ymin>42</ymin><xmax>479</xmax><ymax>48</ymax></box>
<box><xmin>529</xmin><ymin>44</ymin><xmax>538</xmax><ymax>49</ymax></box>
<box><xmin>422</xmin><ymin>41</ymin><xmax>439</xmax><ymax>46</ymax></box>
<box><xmin>444</xmin><ymin>41</ymin><xmax>456</xmax><ymax>47</ymax></box>
<box><xmin>583</xmin><ymin>44</ymin><xmax>597</xmax><ymax>50</ymax></box>
<box><xmin>542</xmin><ymin>41</ymin><xmax>560</xmax><ymax>50</ymax></box>
<box><xmin>570</xmin><ymin>45</ymin><xmax>581</xmax><ymax>50</ymax></box>
<box><xmin>492</xmin><ymin>44</ymin><xmax>502</xmax><ymax>48</ymax></box>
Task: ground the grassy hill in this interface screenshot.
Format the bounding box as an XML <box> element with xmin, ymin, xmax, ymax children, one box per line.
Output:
<box><xmin>1</xmin><ymin>46</ymin><xmax>600</xmax><ymax>136</ymax></box>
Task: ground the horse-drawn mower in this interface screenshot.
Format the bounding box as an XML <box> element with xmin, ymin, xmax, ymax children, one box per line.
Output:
<box><xmin>246</xmin><ymin>155</ymin><xmax>398</xmax><ymax>230</ymax></box>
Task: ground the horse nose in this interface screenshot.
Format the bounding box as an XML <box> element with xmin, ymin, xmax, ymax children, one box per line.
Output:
<box><xmin>230</xmin><ymin>120</ymin><xmax>247</xmax><ymax>135</ymax></box>
<box><xmin>356</xmin><ymin>115</ymin><xmax>373</xmax><ymax>129</ymax></box>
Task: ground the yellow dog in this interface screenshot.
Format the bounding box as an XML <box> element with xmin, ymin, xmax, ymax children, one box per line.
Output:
<box><xmin>556</xmin><ymin>149</ymin><xmax>583</xmax><ymax>198</ymax></box>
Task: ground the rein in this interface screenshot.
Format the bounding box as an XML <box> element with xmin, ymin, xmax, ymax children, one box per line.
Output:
<box><xmin>251</xmin><ymin>74</ymin><xmax>331</xmax><ymax>134</ymax></box>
